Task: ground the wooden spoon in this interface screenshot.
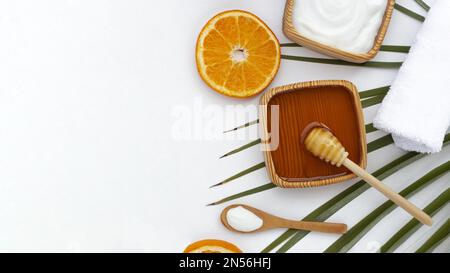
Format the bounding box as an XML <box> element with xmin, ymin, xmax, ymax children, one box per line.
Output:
<box><xmin>221</xmin><ymin>204</ymin><xmax>348</xmax><ymax>234</ymax></box>
<box><xmin>303</xmin><ymin>124</ymin><xmax>433</xmax><ymax>226</ymax></box>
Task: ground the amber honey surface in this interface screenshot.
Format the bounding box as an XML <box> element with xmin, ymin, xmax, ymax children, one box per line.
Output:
<box><xmin>268</xmin><ymin>85</ymin><xmax>363</xmax><ymax>182</ymax></box>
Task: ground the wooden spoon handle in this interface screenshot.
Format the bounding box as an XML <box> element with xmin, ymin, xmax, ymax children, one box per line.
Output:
<box><xmin>282</xmin><ymin>220</ymin><xmax>348</xmax><ymax>234</ymax></box>
<box><xmin>343</xmin><ymin>158</ymin><xmax>433</xmax><ymax>226</ymax></box>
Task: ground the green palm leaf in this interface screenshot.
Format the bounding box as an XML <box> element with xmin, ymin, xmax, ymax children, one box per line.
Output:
<box><xmin>220</xmin><ymin>139</ymin><xmax>261</xmax><ymax>158</ymax></box>
<box><xmin>394</xmin><ymin>3</ymin><xmax>425</xmax><ymax>22</ymax></box>
<box><xmin>367</xmin><ymin>135</ymin><xmax>394</xmax><ymax>152</ymax></box>
<box><xmin>281</xmin><ymin>55</ymin><xmax>403</xmax><ymax>68</ymax></box>
<box><xmin>361</xmin><ymin>95</ymin><xmax>386</xmax><ymax>108</ymax></box>
<box><xmin>210</xmin><ymin>162</ymin><xmax>265</xmax><ymax>188</ymax></box>
<box><xmin>223</xmin><ymin>119</ymin><xmax>259</xmax><ymax>133</ymax></box>
<box><xmin>415</xmin><ymin>219</ymin><xmax>450</xmax><ymax>253</ymax></box>
<box><xmin>365</xmin><ymin>123</ymin><xmax>377</xmax><ymax>134</ymax></box>
<box><xmin>207</xmin><ymin>183</ymin><xmax>276</xmax><ymax>206</ymax></box>
<box><xmin>271</xmin><ymin>153</ymin><xmax>423</xmax><ymax>253</ymax></box>
<box><xmin>263</xmin><ymin>134</ymin><xmax>450</xmax><ymax>253</ymax></box>
<box><xmin>379</xmin><ymin>45</ymin><xmax>411</xmax><ymax>53</ymax></box>
<box><xmin>414</xmin><ymin>0</ymin><xmax>430</xmax><ymax>12</ymax></box>
<box><xmin>281</xmin><ymin>43</ymin><xmax>410</xmax><ymax>53</ymax></box>
<box><xmin>359</xmin><ymin>86</ymin><xmax>390</xmax><ymax>99</ymax></box>
<box><xmin>223</xmin><ymin>120</ymin><xmax>259</xmax><ymax>134</ymax></box>
<box><xmin>380</xmin><ymin>188</ymin><xmax>450</xmax><ymax>253</ymax></box>
<box><xmin>324</xmin><ymin>161</ymin><xmax>450</xmax><ymax>253</ymax></box>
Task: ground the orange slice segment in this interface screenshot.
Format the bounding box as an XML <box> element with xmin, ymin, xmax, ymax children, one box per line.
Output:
<box><xmin>196</xmin><ymin>10</ymin><xmax>281</xmax><ymax>98</ymax></box>
<box><xmin>184</xmin><ymin>239</ymin><xmax>242</xmax><ymax>253</ymax></box>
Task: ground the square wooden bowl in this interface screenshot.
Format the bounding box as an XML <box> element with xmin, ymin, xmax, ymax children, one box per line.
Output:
<box><xmin>259</xmin><ymin>80</ymin><xmax>367</xmax><ymax>188</ymax></box>
<box><xmin>282</xmin><ymin>0</ymin><xmax>396</xmax><ymax>63</ymax></box>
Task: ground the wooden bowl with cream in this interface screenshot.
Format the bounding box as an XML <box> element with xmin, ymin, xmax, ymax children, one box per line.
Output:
<box><xmin>282</xmin><ymin>0</ymin><xmax>395</xmax><ymax>63</ymax></box>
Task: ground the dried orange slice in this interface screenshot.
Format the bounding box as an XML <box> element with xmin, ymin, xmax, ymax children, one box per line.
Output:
<box><xmin>196</xmin><ymin>10</ymin><xmax>281</xmax><ymax>98</ymax></box>
<box><xmin>184</xmin><ymin>239</ymin><xmax>242</xmax><ymax>253</ymax></box>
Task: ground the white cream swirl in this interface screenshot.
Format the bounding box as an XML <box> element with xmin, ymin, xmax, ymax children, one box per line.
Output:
<box><xmin>293</xmin><ymin>0</ymin><xmax>388</xmax><ymax>54</ymax></box>
<box><xmin>226</xmin><ymin>206</ymin><xmax>263</xmax><ymax>232</ymax></box>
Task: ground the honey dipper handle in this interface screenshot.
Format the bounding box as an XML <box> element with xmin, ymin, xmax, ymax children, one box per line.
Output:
<box><xmin>281</xmin><ymin>220</ymin><xmax>348</xmax><ymax>234</ymax></box>
<box><xmin>343</xmin><ymin>158</ymin><xmax>433</xmax><ymax>226</ymax></box>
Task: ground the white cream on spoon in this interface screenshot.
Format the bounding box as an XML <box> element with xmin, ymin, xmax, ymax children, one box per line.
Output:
<box><xmin>292</xmin><ymin>0</ymin><xmax>388</xmax><ymax>54</ymax></box>
<box><xmin>226</xmin><ymin>206</ymin><xmax>263</xmax><ymax>232</ymax></box>
<box><xmin>222</xmin><ymin>205</ymin><xmax>348</xmax><ymax>234</ymax></box>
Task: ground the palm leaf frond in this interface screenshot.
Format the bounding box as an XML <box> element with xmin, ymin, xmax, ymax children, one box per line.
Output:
<box><xmin>415</xmin><ymin>219</ymin><xmax>450</xmax><ymax>253</ymax></box>
<box><xmin>380</xmin><ymin>188</ymin><xmax>450</xmax><ymax>253</ymax></box>
<box><xmin>220</xmin><ymin>139</ymin><xmax>261</xmax><ymax>158</ymax></box>
<box><xmin>281</xmin><ymin>55</ymin><xmax>403</xmax><ymax>68</ymax></box>
<box><xmin>361</xmin><ymin>95</ymin><xmax>386</xmax><ymax>108</ymax></box>
<box><xmin>394</xmin><ymin>3</ymin><xmax>425</xmax><ymax>22</ymax></box>
<box><xmin>365</xmin><ymin>123</ymin><xmax>377</xmax><ymax>134</ymax></box>
<box><xmin>380</xmin><ymin>45</ymin><xmax>411</xmax><ymax>53</ymax></box>
<box><xmin>223</xmin><ymin>119</ymin><xmax>259</xmax><ymax>133</ymax></box>
<box><xmin>267</xmin><ymin>134</ymin><xmax>450</xmax><ymax>253</ymax></box>
<box><xmin>281</xmin><ymin>43</ymin><xmax>410</xmax><ymax>53</ymax></box>
<box><xmin>324</xmin><ymin>161</ymin><xmax>450</xmax><ymax>253</ymax></box>
<box><xmin>359</xmin><ymin>86</ymin><xmax>390</xmax><ymax>99</ymax></box>
<box><xmin>414</xmin><ymin>0</ymin><xmax>430</xmax><ymax>12</ymax></box>
<box><xmin>210</xmin><ymin>162</ymin><xmax>265</xmax><ymax>188</ymax></box>
<box><xmin>367</xmin><ymin>135</ymin><xmax>393</xmax><ymax>152</ymax></box>
<box><xmin>263</xmin><ymin>152</ymin><xmax>422</xmax><ymax>252</ymax></box>
<box><xmin>207</xmin><ymin>183</ymin><xmax>276</xmax><ymax>206</ymax></box>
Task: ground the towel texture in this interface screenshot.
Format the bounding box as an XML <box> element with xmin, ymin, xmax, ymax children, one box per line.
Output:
<box><xmin>373</xmin><ymin>0</ymin><xmax>450</xmax><ymax>153</ymax></box>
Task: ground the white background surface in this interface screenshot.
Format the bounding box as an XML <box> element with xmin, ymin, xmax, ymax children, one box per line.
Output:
<box><xmin>0</xmin><ymin>0</ymin><xmax>448</xmax><ymax>252</ymax></box>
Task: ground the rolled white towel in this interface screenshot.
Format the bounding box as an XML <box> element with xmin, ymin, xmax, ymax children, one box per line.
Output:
<box><xmin>373</xmin><ymin>0</ymin><xmax>450</xmax><ymax>154</ymax></box>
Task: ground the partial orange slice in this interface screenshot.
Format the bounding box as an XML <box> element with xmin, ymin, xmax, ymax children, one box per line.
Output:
<box><xmin>196</xmin><ymin>10</ymin><xmax>281</xmax><ymax>98</ymax></box>
<box><xmin>184</xmin><ymin>239</ymin><xmax>242</xmax><ymax>253</ymax></box>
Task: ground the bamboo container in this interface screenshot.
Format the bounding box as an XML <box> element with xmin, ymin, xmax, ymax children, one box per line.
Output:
<box><xmin>282</xmin><ymin>0</ymin><xmax>396</xmax><ymax>63</ymax></box>
<box><xmin>259</xmin><ymin>80</ymin><xmax>367</xmax><ymax>188</ymax></box>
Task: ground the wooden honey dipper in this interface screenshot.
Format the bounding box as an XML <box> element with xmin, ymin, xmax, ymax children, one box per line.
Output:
<box><xmin>302</xmin><ymin>124</ymin><xmax>433</xmax><ymax>226</ymax></box>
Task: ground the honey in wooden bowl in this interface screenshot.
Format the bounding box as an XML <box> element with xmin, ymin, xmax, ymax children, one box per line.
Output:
<box><xmin>259</xmin><ymin>80</ymin><xmax>367</xmax><ymax>188</ymax></box>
